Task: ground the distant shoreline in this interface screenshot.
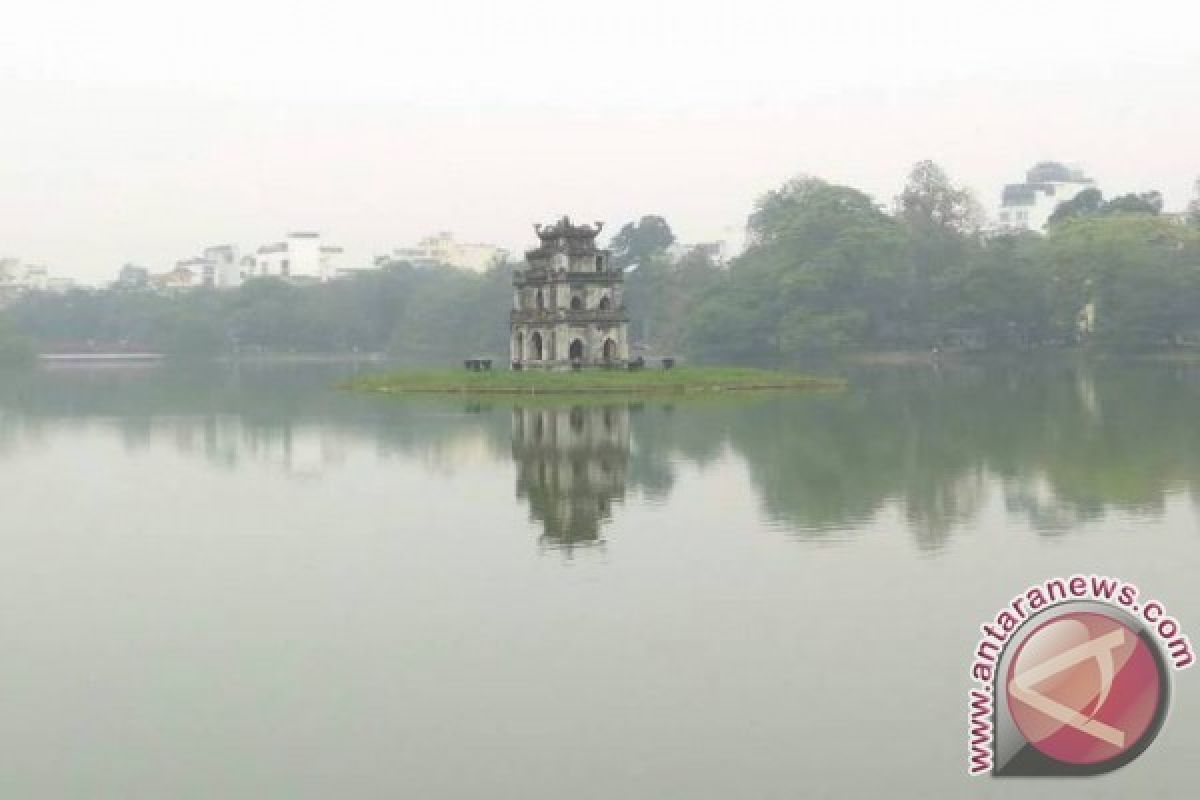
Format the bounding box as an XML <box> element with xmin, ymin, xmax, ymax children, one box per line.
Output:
<box><xmin>34</xmin><ymin>352</ymin><xmax>388</xmax><ymax>366</ymax></box>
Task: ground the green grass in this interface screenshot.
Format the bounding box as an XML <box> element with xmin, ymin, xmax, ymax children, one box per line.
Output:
<box><xmin>344</xmin><ymin>366</ymin><xmax>844</xmax><ymax>395</ymax></box>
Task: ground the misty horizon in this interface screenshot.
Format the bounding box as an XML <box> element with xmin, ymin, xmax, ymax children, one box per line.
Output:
<box><xmin>2</xmin><ymin>0</ymin><xmax>1197</xmax><ymax>281</ymax></box>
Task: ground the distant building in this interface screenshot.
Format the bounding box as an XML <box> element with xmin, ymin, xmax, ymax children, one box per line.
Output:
<box><xmin>24</xmin><ymin>265</ymin><xmax>50</xmax><ymax>291</ymax></box>
<box><xmin>151</xmin><ymin>264</ymin><xmax>201</xmax><ymax>291</ymax></box>
<box><xmin>382</xmin><ymin>231</ymin><xmax>508</xmax><ymax>272</ymax></box>
<box><xmin>510</xmin><ymin>216</ymin><xmax>629</xmax><ymax>369</ymax></box>
<box><xmin>203</xmin><ymin>245</ymin><xmax>241</xmax><ymax>288</ymax></box>
<box><xmin>0</xmin><ymin>259</ymin><xmax>20</xmax><ymax>306</ymax></box>
<box><xmin>115</xmin><ymin>264</ymin><xmax>151</xmax><ymax>289</ymax></box>
<box><xmin>997</xmin><ymin>162</ymin><xmax>1095</xmax><ymax>232</ymax></box>
<box><xmin>178</xmin><ymin>257</ymin><xmax>217</xmax><ymax>288</ymax></box>
<box><xmin>0</xmin><ymin>258</ymin><xmax>17</xmax><ymax>282</ymax></box>
<box><xmin>250</xmin><ymin>232</ymin><xmax>344</xmax><ymax>282</ymax></box>
<box><xmin>155</xmin><ymin>237</ymin><xmax>346</xmax><ymax>288</ymax></box>
<box><xmin>0</xmin><ymin>259</ymin><xmax>58</xmax><ymax>302</ymax></box>
<box><xmin>142</xmin><ymin>244</ymin><xmax>243</xmax><ymax>290</ymax></box>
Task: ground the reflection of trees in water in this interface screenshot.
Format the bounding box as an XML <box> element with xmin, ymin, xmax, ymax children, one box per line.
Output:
<box><xmin>5</xmin><ymin>360</ymin><xmax>1200</xmax><ymax>548</ymax></box>
<box><xmin>721</xmin><ymin>362</ymin><xmax>1200</xmax><ymax>545</ymax></box>
<box><xmin>623</xmin><ymin>402</ymin><xmax>730</xmax><ymax>502</ymax></box>
<box><xmin>0</xmin><ymin>363</ymin><xmax>512</xmax><ymax>477</ymax></box>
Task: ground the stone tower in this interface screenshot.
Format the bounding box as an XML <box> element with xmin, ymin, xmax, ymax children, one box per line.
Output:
<box><xmin>510</xmin><ymin>216</ymin><xmax>629</xmax><ymax>369</ymax></box>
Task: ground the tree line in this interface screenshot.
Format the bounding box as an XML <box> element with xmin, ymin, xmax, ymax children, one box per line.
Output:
<box><xmin>0</xmin><ymin>312</ymin><xmax>34</xmax><ymax>364</ymax></box>
<box><xmin>3</xmin><ymin>163</ymin><xmax>1200</xmax><ymax>362</ymax></box>
<box><xmin>683</xmin><ymin>163</ymin><xmax>1200</xmax><ymax>359</ymax></box>
<box><xmin>3</xmin><ymin>262</ymin><xmax>514</xmax><ymax>361</ymax></box>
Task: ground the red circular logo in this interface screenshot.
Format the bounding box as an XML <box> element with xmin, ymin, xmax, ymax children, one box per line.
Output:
<box><xmin>1006</xmin><ymin>611</ymin><xmax>1163</xmax><ymax>765</ymax></box>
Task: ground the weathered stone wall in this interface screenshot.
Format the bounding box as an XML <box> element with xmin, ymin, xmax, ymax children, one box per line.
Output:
<box><xmin>510</xmin><ymin>218</ymin><xmax>629</xmax><ymax>368</ymax></box>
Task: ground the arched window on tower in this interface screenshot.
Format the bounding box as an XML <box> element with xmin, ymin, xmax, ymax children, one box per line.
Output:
<box><xmin>598</xmin><ymin>295</ymin><xmax>611</xmax><ymax>312</ymax></box>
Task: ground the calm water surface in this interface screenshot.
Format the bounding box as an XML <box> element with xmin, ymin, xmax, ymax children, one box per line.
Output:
<box><xmin>1</xmin><ymin>361</ymin><xmax>1198</xmax><ymax>798</ymax></box>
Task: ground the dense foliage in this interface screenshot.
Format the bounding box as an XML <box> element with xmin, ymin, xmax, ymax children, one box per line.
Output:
<box><xmin>0</xmin><ymin>312</ymin><xmax>35</xmax><ymax>365</ymax></box>
<box><xmin>7</xmin><ymin>164</ymin><xmax>1200</xmax><ymax>361</ymax></box>
<box><xmin>8</xmin><ymin>263</ymin><xmax>513</xmax><ymax>361</ymax></box>
<box><xmin>687</xmin><ymin>166</ymin><xmax>1200</xmax><ymax>358</ymax></box>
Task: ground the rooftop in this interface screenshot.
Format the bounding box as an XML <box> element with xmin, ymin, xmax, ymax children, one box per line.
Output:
<box><xmin>534</xmin><ymin>216</ymin><xmax>604</xmax><ymax>241</ymax></box>
<box><xmin>1024</xmin><ymin>161</ymin><xmax>1092</xmax><ymax>185</ymax></box>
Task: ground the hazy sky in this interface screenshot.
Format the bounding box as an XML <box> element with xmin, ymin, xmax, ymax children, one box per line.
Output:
<box><xmin>2</xmin><ymin>0</ymin><xmax>1198</xmax><ymax>282</ymax></box>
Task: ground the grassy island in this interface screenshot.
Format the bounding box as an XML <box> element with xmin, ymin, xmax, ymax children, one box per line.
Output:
<box><xmin>345</xmin><ymin>366</ymin><xmax>843</xmax><ymax>395</ymax></box>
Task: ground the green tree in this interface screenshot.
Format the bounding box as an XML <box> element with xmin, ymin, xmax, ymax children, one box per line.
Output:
<box><xmin>894</xmin><ymin>162</ymin><xmax>982</xmax><ymax>345</ymax></box>
<box><xmin>690</xmin><ymin>177</ymin><xmax>906</xmax><ymax>356</ymax></box>
<box><xmin>938</xmin><ymin>233</ymin><xmax>1058</xmax><ymax>348</ymax></box>
<box><xmin>609</xmin><ymin>216</ymin><xmax>695</xmax><ymax>353</ymax></box>
<box><xmin>608</xmin><ymin>216</ymin><xmax>675</xmax><ymax>268</ymax></box>
<box><xmin>1103</xmin><ymin>191</ymin><xmax>1163</xmax><ymax>215</ymax></box>
<box><xmin>1045</xmin><ymin>214</ymin><xmax>1200</xmax><ymax>347</ymax></box>
<box><xmin>895</xmin><ymin>160</ymin><xmax>981</xmax><ymax>234</ymax></box>
<box><xmin>628</xmin><ymin>243</ymin><xmax>722</xmax><ymax>355</ymax></box>
<box><xmin>1048</xmin><ymin>187</ymin><xmax>1104</xmax><ymax>225</ymax></box>
<box><xmin>0</xmin><ymin>312</ymin><xmax>35</xmax><ymax>365</ymax></box>
<box><xmin>748</xmin><ymin>176</ymin><xmax>889</xmax><ymax>249</ymax></box>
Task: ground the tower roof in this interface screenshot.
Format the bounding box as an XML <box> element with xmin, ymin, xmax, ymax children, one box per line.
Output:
<box><xmin>534</xmin><ymin>216</ymin><xmax>604</xmax><ymax>241</ymax></box>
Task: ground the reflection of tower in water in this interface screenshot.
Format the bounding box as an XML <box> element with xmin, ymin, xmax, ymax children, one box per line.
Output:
<box><xmin>511</xmin><ymin>405</ymin><xmax>631</xmax><ymax>553</ymax></box>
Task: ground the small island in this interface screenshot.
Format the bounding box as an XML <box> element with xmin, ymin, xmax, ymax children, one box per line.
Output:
<box><xmin>345</xmin><ymin>365</ymin><xmax>842</xmax><ymax>395</ymax></box>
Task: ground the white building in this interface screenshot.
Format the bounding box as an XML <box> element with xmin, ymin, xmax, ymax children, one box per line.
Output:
<box><xmin>203</xmin><ymin>244</ymin><xmax>241</xmax><ymax>288</ymax></box>
<box><xmin>250</xmin><ymin>232</ymin><xmax>345</xmax><ymax>282</ymax></box>
<box><xmin>176</xmin><ymin>257</ymin><xmax>215</xmax><ymax>288</ymax></box>
<box><xmin>384</xmin><ymin>231</ymin><xmax>508</xmax><ymax>272</ymax></box>
<box><xmin>996</xmin><ymin>162</ymin><xmax>1095</xmax><ymax>232</ymax></box>
<box><xmin>0</xmin><ymin>258</ymin><xmax>21</xmax><ymax>289</ymax></box>
<box><xmin>145</xmin><ymin>245</ymin><xmax>240</xmax><ymax>290</ymax></box>
<box><xmin>1</xmin><ymin>259</ymin><xmax>60</xmax><ymax>298</ymax></box>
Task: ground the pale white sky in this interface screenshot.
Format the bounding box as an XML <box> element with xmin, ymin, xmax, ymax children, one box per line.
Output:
<box><xmin>1</xmin><ymin>0</ymin><xmax>1198</xmax><ymax>281</ymax></box>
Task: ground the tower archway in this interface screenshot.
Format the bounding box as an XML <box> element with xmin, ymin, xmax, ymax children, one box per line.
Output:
<box><xmin>602</xmin><ymin>338</ymin><xmax>617</xmax><ymax>362</ymax></box>
<box><xmin>569</xmin><ymin>339</ymin><xmax>584</xmax><ymax>362</ymax></box>
<box><xmin>531</xmin><ymin>331</ymin><xmax>543</xmax><ymax>361</ymax></box>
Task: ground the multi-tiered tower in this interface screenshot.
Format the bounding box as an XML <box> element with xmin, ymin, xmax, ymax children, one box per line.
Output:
<box><xmin>510</xmin><ymin>216</ymin><xmax>629</xmax><ymax>369</ymax></box>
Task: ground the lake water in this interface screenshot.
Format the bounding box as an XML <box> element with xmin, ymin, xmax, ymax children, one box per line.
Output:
<box><xmin>1</xmin><ymin>360</ymin><xmax>1198</xmax><ymax>798</ymax></box>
